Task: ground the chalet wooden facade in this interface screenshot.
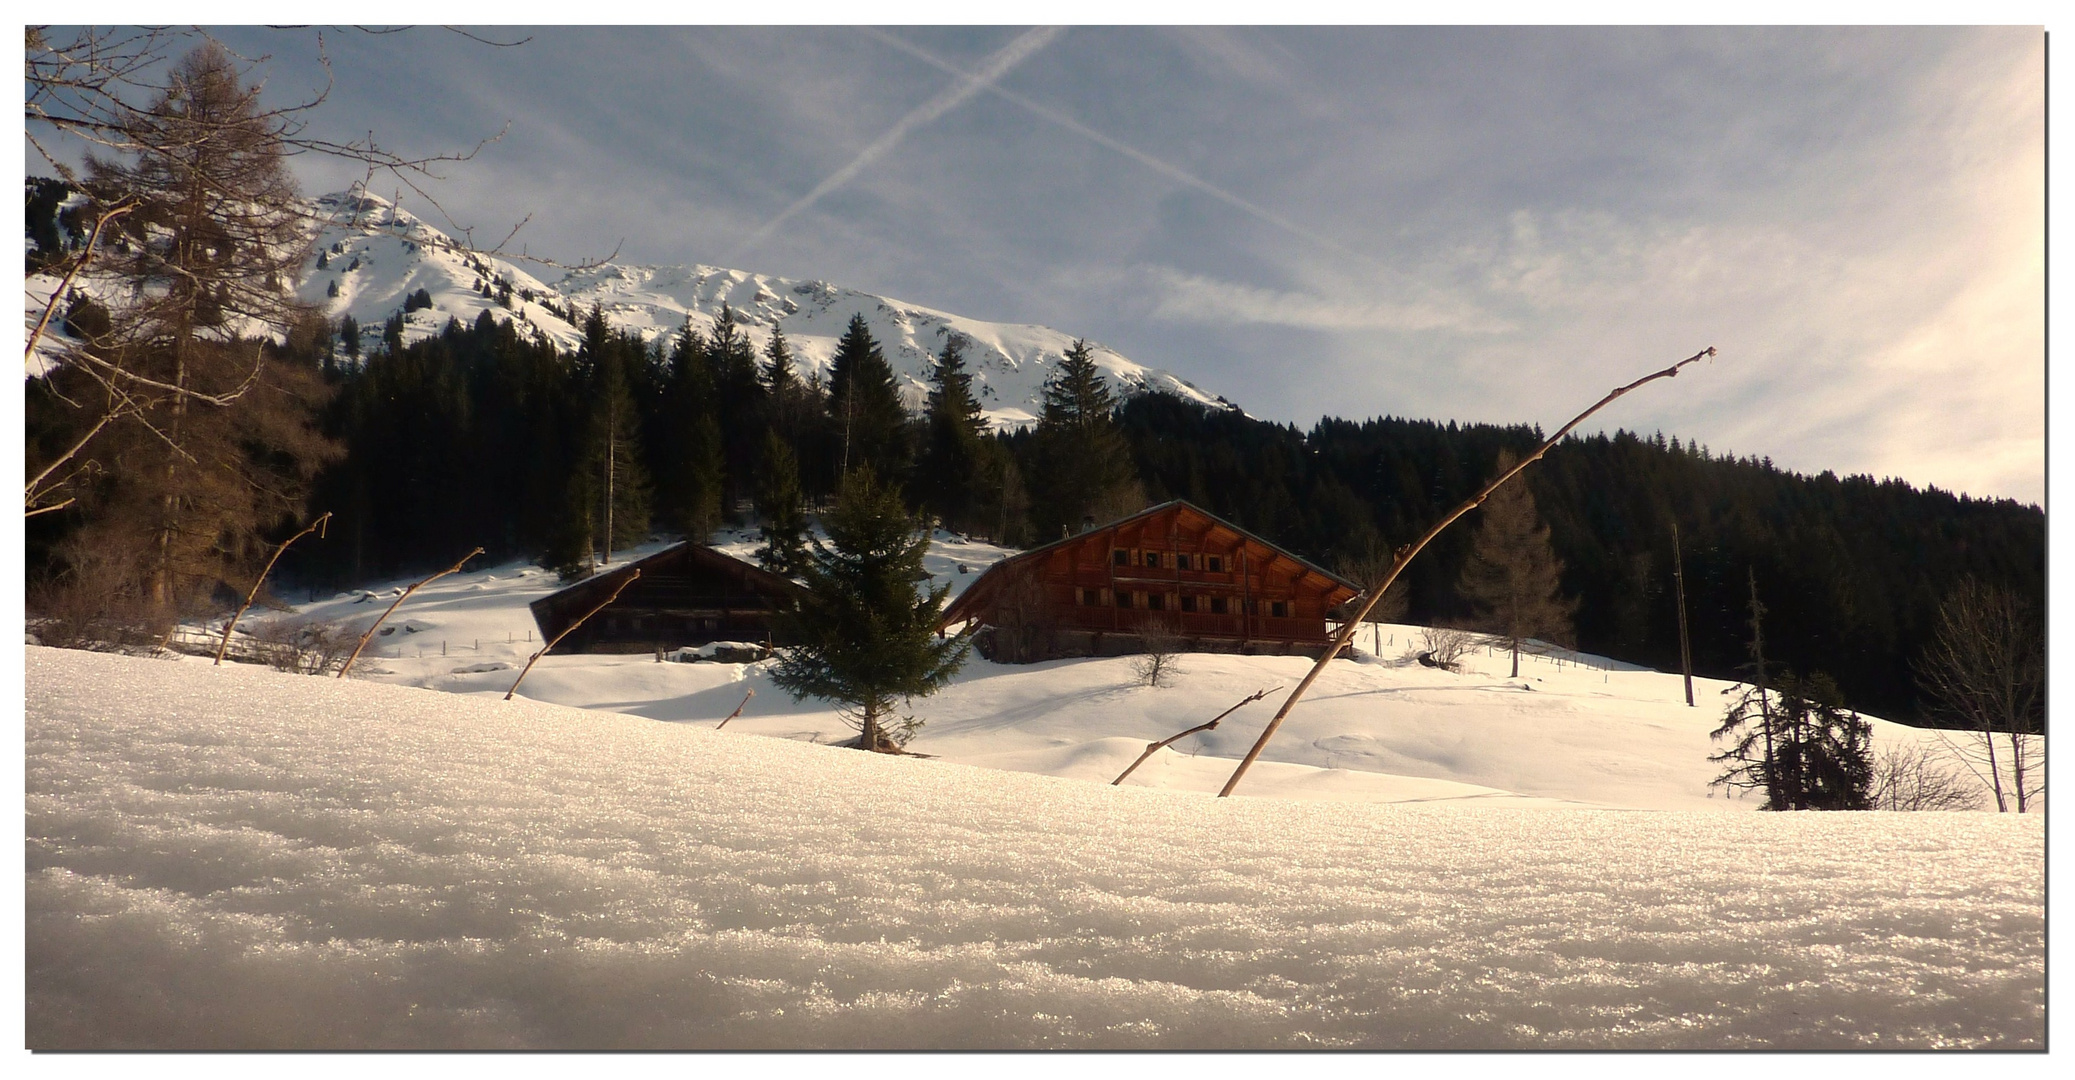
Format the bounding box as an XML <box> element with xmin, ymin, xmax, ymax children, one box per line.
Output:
<box><xmin>940</xmin><ymin>501</ymin><xmax>1362</xmax><ymax>662</ymax></box>
<box><xmin>528</xmin><ymin>543</ymin><xmax>800</xmax><ymax>655</ymax></box>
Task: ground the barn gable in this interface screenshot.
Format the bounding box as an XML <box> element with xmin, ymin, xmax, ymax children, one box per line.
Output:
<box><xmin>528</xmin><ymin>544</ymin><xmax>801</xmax><ymax>655</ymax></box>
<box><xmin>941</xmin><ymin>501</ymin><xmax>1361</xmax><ymax>662</ymax></box>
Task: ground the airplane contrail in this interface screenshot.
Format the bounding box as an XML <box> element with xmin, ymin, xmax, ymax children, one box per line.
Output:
<box><xmin>859</xmin><ymin>26</ymin><xmax>1370</xmax><ymax>266</ymax></box>
<box><xmin>730</xmin><ymin>26</ymin><xmax>1066</xmax><ymax>261</ymax></box>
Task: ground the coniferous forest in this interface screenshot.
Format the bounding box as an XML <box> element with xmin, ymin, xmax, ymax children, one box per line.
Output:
<box><xmin>27</xmin><ymin>293</ymin><xmax>2041</xmax><ymax>728</ymax></box>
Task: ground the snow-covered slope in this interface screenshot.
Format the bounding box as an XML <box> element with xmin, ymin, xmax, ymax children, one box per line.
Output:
<box><xmin>297</xmin><ymin>189</ymin><xmax>1227</xmax><ymax>428</ymax></box>
<box><xmin>200</xmin><ymin>530</ymin><xmax>2019</xmax><ymax>814</ymax></box>
<box><xmin>25</xmin><ymin>645</ymin><xmax>2047</xmax><ymax>1048</ymax></box>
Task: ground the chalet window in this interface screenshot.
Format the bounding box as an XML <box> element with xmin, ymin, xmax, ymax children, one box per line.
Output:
<box><xmin>1206</xmin><ymin>555</ymin><xmax>1224</xmax><ymax>572</ymax></box>
<box><xmin>1115</xmin><ymin>590</ymin><xmax>1133</xmax><ymax>609</ymax></box>
<box><xmin>1113</xmin><ymin>549</ymin><xmax>1129</xmax><ymax>567</ymax></box>
<box><xmin>1143</xmin><ymin>550</ymin><xmax>1161</xmax><ymax>568</ymax></box>
<box><xmin>1147</xmin><ymin>592</ymin><xmax>1165</xmax><ymax>611</ymax></box>
<box><xmin>1209</xmin><ymin>596</ymin><xmax>1228</xmax><ymax>614</ymax></box>
<box><xmin>1081</xmin><ymin>588</ymin><xmax>1103</xmax><ymax>606</ymax></box>
<box><xmin>1270</xmin><ymin>600</ymin><xmax>1289</xmax><ymax>619</ymax></box>
<box><xmin>1180</xmin><ymin>595</ymin><xmax>1197</xmax><ymax>613</ymax></box>
<box><xmin>1176</xmin><ymin>553</ymin><xmax>1192</xmax><ymax>571</ymax></box>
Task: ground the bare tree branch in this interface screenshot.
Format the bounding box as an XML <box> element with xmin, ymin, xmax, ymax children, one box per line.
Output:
<box><xmin>338</xmin><ymin>547</ymin><xmax>484</xmax><ymax>678</ymax></box>
<box><xmin>504</xmin><ymin>570</ymin><xmax>643</xmax><ymax>700</ymax></box>
<box><xmin>1217</xmin><ymin>346</ymin><xmax>1718</xmax><ymax>798</ymax></box>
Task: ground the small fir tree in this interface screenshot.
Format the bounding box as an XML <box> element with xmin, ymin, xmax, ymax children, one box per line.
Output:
<box><xmin>769</xmin><ymin>469</ymin><xmax>970</xmax><ymax>751</ymax></box>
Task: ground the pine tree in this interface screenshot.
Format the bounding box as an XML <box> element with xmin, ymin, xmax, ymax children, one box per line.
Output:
<box><xmin>653</xmin><ymin>318</ymin><xmax>724</xmax><ymax>541</ymax></box>
<box><xmin>754</xmin><ymin>429</ymin><xmax>810</xmax><ymax>577</ymax></box>
<box><xmin>917</xmin><ymin>332</ymin><xmax>989</xmax><ymax>532</ymax></box>
<box><xmin>579</xmin><ymin>328</ymin><xmax>651</xmax><ymax>563</ymax></box>
<box><xmin>1459</xmin><ymin>449</ymin><xmax>1575</xmax><ymax>677</ymax></box>
<box><xmin>708</xmin><ymin>303</ymin><xmax>766</xmax><ymax>514</ymax></box>
<box><xmin>826</xmin><ymin>313</ymin><xmax>911</xmax><ymax>484</ymax></box>
<box><xmin>1713</xmin><ymin>672</ymin><xmax>1872</xmax><ymax>810</ymax></box>
<box><xmin>769</xmin><ymin>468</ymin><xmax>970</xmax><ymax>752</ymax></box>
<box><xmin>1028</xmin><ymin>338</ymin><xmax>1138</xmax><ymax>537</ymax></box>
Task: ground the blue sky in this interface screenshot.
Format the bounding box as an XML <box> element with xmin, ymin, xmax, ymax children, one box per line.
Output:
<box><xmin>180</xmin><ymin>26</ymin><xmax>2047</xmax><ymax>504</ymax></box>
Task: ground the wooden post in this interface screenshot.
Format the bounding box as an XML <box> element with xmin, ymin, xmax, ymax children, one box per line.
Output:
<box><xmin>1112</xmin><ymin>687</ymin><xmax>1277</xmax><ymax>786</ymax></box>
<box><xmin>1217</xmin><ymin>347</ymin><xmax>1716</xmax><ymax>798</ymax></box>
<box><xmin>504</xmin><ymin>569</ymin><xmax>641</xmax><ymax>700</ymax></box>
<box><xmin>1672</xmin><ymin>519</ymin><xmax>1695</xmax><ymax>707</ymax></box>
<box><xmin>338</xmin><ymin>547</ymin><xmax>483</xmax><ymax>678</ymax></box>
<box><xmin>215</xmin><ymin>511</ymin><xmax>331</xmax><ymax>665</ymax></box>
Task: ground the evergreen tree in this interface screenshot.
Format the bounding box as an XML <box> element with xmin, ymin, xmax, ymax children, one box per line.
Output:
<box><xmin>653</xmin><ymin>318</ymin><xmax>724</xmax><ymax>542</ymax></box>
<box><xmin>577</xmin><ymin>327</ymin><xmax>652</xmax><ymax>564</ymax></box>
<box><xmin>708</xmin><ymin>303</ymin><xmax>766</xmax><ymax>514</ymax></box>
<box><xmin>769</xmin><ymin>468</ymin><xmax>970</xmax><ymax>752</ymax></box>
<box><xmin>917</xmin><ymin>332</ymin><xmax>989</xmax><ymax>532</ymax></box>
<box><xmin>1713</xmin><ymin>672</ymin><xmax>1872</xmax><ymax>810</ymax></box>
<box><xmin>826</xmin><ymin>314</ymin><xmax>910</xmax><ymax>483</ymax></box>
<box><xmin>1459</xmin><ymin>449</ymin><xmax>1576</xmax><ymax>677</ymax></box>
<box><xmin>754</xmin><ymin>429</ymin><xmax>810</xmax><ymax>577</ymax></box>
<box><xmin>338</xmin><ymin>314</ymin><xmax>360</xmax><ymax>360</ymax></box>
<box><xmin>1028</xmin><ymin>338</ymin><xmax>1138</xmax><ymax>537</ymax></box>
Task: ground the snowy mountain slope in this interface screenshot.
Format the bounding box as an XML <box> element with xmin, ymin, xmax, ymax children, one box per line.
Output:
<box><xmin>208</xmin><ymin>531</ymin><xmax>2022</xmax><ymax>814</ymax></box>
<box><xmin>296</xmin><ymin>189</ymin><xmax>1228</xmax><ymax>428</ymax></box>
<box><xmin>26</xmin><ymin>645</ymin><xmax>2047</xmax><ymax>1048</ymax></box>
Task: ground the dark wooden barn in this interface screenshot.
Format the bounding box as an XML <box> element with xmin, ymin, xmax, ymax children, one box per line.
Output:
<box><xmin>528</xmin><ymin>543</ymin><xmax>801</xmax><ymax>655</ymax></box>
<box><xmin>940</xmin><ymin>500</ymin><xmax>1362</xmax><ymax>662</ymax></box>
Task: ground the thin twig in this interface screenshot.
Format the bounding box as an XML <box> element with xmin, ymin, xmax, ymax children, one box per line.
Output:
<box><xmin>504</xmin><ymin>569</ymin><xmax>642</xmax><ymax>701</ymax></box>
<box><xmin>1113</xmin><ymin>687</ymin><xmax>1277</xmax><ymax>786</ymax></box>
<box><xmin>1217</xmin><ymin>346</ymin><xmax>1717</xmax><ymax>798</ymax></box>
<box><xmin>338</xmin><ymin>547</ymin><xmax>483</xmax><ymax>678</ymax></box>
<box><xmin>215</xmin><ymin>511</ymin><xmax>330</xmax><ymax>665</ymax></box>
<box><xmin>715</xmin><ymin>688</ymin><xmax>756</xmax><ymax>729</ymax></box>
<box><xmin>25</xmin><ymin>198</ymin><xmax>136</xmax><ymax>365</ymax></box>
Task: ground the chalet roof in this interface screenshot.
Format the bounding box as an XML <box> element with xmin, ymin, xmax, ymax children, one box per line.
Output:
<box><xmin>528</xmin><ymin>542</ymin><xmax>800</xmax><ymax>624</ymax></box>
<box><xmin>941</xmin><ymin>500</ymin><xmax>1362</xmax><ymax>626</ymax></box>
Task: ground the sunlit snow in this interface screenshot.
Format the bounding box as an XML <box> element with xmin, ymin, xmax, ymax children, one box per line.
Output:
<box><xmin>25</xmin><ymin>645</ymin><xmax>2044</xmax><ymax>1049</ymax></box>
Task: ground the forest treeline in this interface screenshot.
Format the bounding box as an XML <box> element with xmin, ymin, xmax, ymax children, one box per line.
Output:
<box><xmin>29</xmin><ymin>268</ymin><xmax>2041</xmax><ymax>727</ymax></box>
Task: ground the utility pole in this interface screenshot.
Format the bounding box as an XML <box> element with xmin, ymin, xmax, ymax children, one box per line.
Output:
<box><xmin>1672</xmin><ymin>520</ymin><xmax>1694</xmax><ymax>706</ymax></box>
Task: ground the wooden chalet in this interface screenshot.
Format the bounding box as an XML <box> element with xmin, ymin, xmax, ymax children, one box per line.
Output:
<box><xmin>528</xmin><ymin>543</ymin><xmax>801</xmax><ymax>655</ymax></box>
<box><xmin>940</xmin><ymin>501</ymin><xmax>1363</xmax><ymax>662</ymax></box>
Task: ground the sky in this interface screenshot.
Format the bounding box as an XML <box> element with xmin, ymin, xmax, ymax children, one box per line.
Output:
<box><xmin>67</xmin><ymin>23</ymin><xmax>2051</xmax><ymax>505</ymax></box>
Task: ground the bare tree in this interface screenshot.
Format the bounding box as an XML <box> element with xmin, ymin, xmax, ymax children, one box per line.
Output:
<box><xmin>1132</xmin><ymin>627</ymin><xmax>1184</xmax><ymax>688</ymax></box>
<box><xmin>1459</xmin><ymin>449</ymin><xmax>1576</xmax><ymax>678</ymax></box>
<box><xmin>1916</xmin><ymin>579</ymin><xmax>2045</xmax><ymax>813</ymax></box>
<box><xmin>1869</xmin><ymin>743</ymin><xmax>1983</xmax><ymax>812</ymax></box>
<box><xmin>1415</xmin><ymin>625</ymin><xmax>1475</xmax><ymax>672</ymax></box>
<box><xmin>1335</xmin><ymin>544</ymin><xmax>1409</xmax><ymax>654</ymax></box>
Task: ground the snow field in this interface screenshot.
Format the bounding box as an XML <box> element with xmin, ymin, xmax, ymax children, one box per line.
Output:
<box><xmin>26</xmin><ymin>647</ymin><xmax>2044</xmax><ymax>1049</ymax></box>
<box><xmin>244</xmin><ymin>535</ymin><xmax>2009</xmax><ymax>813</ymax></box>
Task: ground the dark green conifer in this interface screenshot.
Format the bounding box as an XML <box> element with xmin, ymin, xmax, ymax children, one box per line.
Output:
<box><xmin>769</xmin><ymin>468</ymin><xmax>969</xmax><ymax>751</ymax></box>
<box><xmin>917</xmin><ymin>332</ymin><xmax>988</xmax><ymax>532</ymax></box>
<box><xmin>1028</xmin><ymin>338</ymin><xmax>1138</xmax><ymax>536</ymax></box>
<box><xmin>754</xmin><ymin>429</ymin><xmax>810</xmax><ymax>577</ymax></box>
<box><xmin>826</xmin><ymin>313</ymin><xmax>910</xmax><ymax>483</ymax></box>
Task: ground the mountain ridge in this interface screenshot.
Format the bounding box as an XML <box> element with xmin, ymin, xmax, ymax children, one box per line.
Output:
<box><xmin>298</xmin><ymin>189</ymin><xmax>1231</xmax><ymax>429</ymax></box>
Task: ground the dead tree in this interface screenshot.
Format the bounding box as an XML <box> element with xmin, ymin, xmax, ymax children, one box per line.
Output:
<box><xmin>1112</xmin><ymin>687</ymin><xmax>1277</xmax><ymax>786</ymax></box>
<box><xmin>214</xmin><ymin>511</ymin><xmax>331</xmax><ymax>664</ymax></box>
<box><xmin>504</xmin><ymin>569</ymin><xmax>641</xmax><ymax>701</ymax></box>
<box><xmin>337</xmin><ymin>547</ymin><xmax>483</xmax><ymax>678</ymax></box>
<box><xmin>1217</xmin><ymin>346</ymin><xmax>1716</xmax><ymax>798</ymax></box>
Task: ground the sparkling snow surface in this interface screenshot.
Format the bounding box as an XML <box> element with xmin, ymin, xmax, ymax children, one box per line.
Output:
<box><xmin>27</xmin><ymin>648</ymin><xmax>2043</xmax><ymax>1049</ymax></box>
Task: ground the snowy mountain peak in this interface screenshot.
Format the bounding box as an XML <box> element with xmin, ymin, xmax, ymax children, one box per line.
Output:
<box><xmin>299</xmin><ymin>190</ymin><xmax>1227</xmax><ymax>429</ymax></box>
